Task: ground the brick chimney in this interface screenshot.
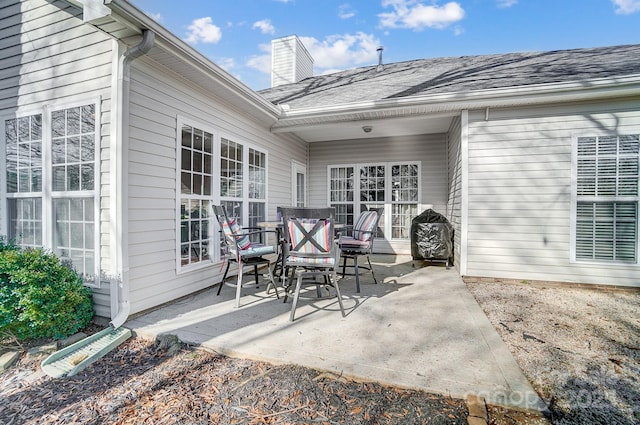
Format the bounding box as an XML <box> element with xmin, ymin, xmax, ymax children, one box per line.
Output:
<box><xmin>271</xmin><ymin>35</ymin><xmax>314</xmax><ymax>88</ymax></box>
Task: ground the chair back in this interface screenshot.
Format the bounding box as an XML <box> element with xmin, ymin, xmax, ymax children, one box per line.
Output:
<box><xmin>353</xmin><ymin>208</ymin><xmax>383</xmax><ymax>242</ymax></box>
<box><xmin>212</xmin><ymin>205</ymin><xmax>251</xmax><ymax>258</ymax></box>
<box><xmin>280</xmin><ymin>207</ymin><xmax>337</xmax><ymax>267</ymax></box>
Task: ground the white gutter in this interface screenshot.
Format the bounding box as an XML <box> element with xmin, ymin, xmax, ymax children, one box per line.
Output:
<box><xmin>109</xmin><ymin>29</ymin><xmax>155</xmax><ymax>329</ymax></box>
<box><xmin>272</xmin><ymin>73</ymin><xmax>640</xmax><ymax>128</ymax></box>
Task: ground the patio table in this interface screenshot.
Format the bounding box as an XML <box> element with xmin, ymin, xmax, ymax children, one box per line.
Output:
<box><xmin>257</xmin><ymin>220</ymin><xmax>345</xmax><ymax>287</ymax></box>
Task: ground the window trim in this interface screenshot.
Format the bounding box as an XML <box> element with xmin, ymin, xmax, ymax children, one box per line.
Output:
<box><xmin>291</xmin><ymin>160</ymin><xmax>306</xmax><ymax>207</ymax></box>
<box><xmin>327</xmin><ymin>161</ymin><xmax>421</xmax><ymax>240</ymax></box>
<box><xmin>1</xmin><ymin>107</ymin><xmax>44</xmax><ymax>239</ymax></box>
<box><xmin>570</xmin><ymin>132</ymin><xmax>640</xmax><ymax>265</ymax></box>
<box><xmin>175</xmin><ymin>117</ymin><xmax>269</xmax><ymax>274</ymax></box>
<box><xmin>218</xmin><ymin>129</ymin><xmax>269</xmax><ymax>227</ymax></box>
<box><xmin>175</xmin><ymin>116</ymin><xmax>220</xmax><ymax>273</ymax></box>
<box><xmin>2</xmin><ymin>99</ymin><xmax>101</xmax><ymax>286</ymax></box>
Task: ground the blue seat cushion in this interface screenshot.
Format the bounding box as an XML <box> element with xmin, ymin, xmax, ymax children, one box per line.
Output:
<box><xmin>239</xmin><ymin>244</ymin><xmax>275</xmax><ymax>258</ymax></box>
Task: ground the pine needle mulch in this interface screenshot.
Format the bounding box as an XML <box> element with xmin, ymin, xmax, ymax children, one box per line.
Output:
<box><xmin>0</xmin><ymin>337</ymin><xmax>468</xmax><ymax>425</ymax></box>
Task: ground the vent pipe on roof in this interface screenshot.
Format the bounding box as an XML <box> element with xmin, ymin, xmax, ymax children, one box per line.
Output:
<box><xmin>377</xmin><ymin>46</ymin><xmax>384</xmax><ymax>72</ymax></box>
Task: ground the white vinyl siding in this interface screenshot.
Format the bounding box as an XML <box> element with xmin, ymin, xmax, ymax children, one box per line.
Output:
<box><xmin>125</xmin><ymin>57</ymin><xmax>305</xmax><ymax>314</ymax></box>
<box><xmin>465</xmin><ymin>101</ymin><xmax>640</xmax><ymax>287</ymax></box>
<box><xmin>574</xmin><ymin>135</ymin><xmax>639</xmax><ymax>263</ymax></box>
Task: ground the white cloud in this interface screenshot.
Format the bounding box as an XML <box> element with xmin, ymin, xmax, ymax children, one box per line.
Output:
<box><xmin>252</xmin><ymin>19</ymin><xmax>276</xmax><ymax>34</ymax></box>
<box><xmin>496</xmin><ymin>0</ymin><xmax>518</xmax><ymax>8</ymax></box>
<box><xmin>185</xmin><ymin>17</ymin><xmax>222</xmax><ymax>44</ymax></box>
<box><xmin>612</xmin><ymin>0</ymin><xmax>640</xmax><ymax>14</ymax></box>
<box><xmin>379</xmin><ymin>0</ymin><xmax>465</xmax><ymax>30</ymax></box>
<box><xmin>300</xmin><ymin>32</ymin><xmax>381</xmax><ymax>70</ymax></box>
<box><xmin>338</xmin><ymin>4</ymin><xmax>356</xmax><ymax>19</ymax></box>
<box><xmin>247</xmin><ymin>43</ymin><xmax>273</xmax><ymax>74</ymax></box>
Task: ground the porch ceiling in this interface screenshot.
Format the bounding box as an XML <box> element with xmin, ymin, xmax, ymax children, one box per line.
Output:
<box><xmin>272</xmin><ymin>113</ymin><xmax>455</xmax><ymax>142</ymax></box>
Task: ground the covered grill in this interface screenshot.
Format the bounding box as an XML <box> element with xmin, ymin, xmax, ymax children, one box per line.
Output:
<box><xmin>410</xmin><ymin>209</ymin><xmax>454</xmax><ymax>268</ymax></box>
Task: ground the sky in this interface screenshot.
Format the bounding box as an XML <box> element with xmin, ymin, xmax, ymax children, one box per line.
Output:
<box><xmin>128</xmin><ymin>0</ymin><xmax>640</xmax><ymax>91</ymax></box>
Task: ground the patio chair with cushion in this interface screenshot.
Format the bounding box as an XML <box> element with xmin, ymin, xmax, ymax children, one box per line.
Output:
<box><xmin>213</xmin><ymin>205</ymin><xmax>279</xmax><ymax>308</ymax></box>
<box><xmin>280</xmin><ymin>207</ymin><xmax>345</xmax><ymax>322</ymax></box>
<box><xmin>338</xmin><ymin>208</ymin><xmax>383</xmax><ymax>293</ymax></box>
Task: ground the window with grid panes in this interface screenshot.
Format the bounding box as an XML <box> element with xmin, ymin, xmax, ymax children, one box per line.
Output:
<box><xmin>5</xmin><ymin>113</ymin><xmax>43</xmax><ymax>249</ymax></box>
<box><xmin>219</xmin><ymin>137</ymin><xmax>268</xmax><ymax>245</ymax></box>
<box><xmin>248</xmin><ymin>148</ymin><xmax>266</xmax><ymax>229</ymax></box>
<box><xmin>4</xmin><ymin>103</ymin><xmax>98</xmax><ymax>280</ymax></box>
<box><xmin>575</xmin><ymin>135</ymin><xmax>639</xmax><ymax>263</ymax></box>
<box><xmin>328</xmin><ymin>162</ymin><xmax>420</xmax><ymax>239</ymax></box>
<box><xmin>179</xmin><ymin>124</ymin><xmax>213</xmax><ymax>267</ymax></box>
<box><xmin>391</xmin><ymin>164</ymin><xmax>419</xmax><ymax>239</ymax></box>
<box><xmin>329</xmin><ymin>166</ymin><xmax>355</xmax><ymax>227</ymax></box>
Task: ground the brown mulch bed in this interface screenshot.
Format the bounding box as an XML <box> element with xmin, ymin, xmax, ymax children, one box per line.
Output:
<box><xmin>0</xmin><ymin>336</ymin><xmax>469</xmax><ymax>425</ymax></box>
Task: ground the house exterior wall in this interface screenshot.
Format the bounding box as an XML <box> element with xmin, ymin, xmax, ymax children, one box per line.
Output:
<box><xmin>465</xmin><ymin>98</ymin><xmax>640</xmax><ymax>286</ymax></box>
<box><xmin>125</xmin><ymin>58</ymin><xmax>306</xmax><ymax>314</ymax></box>
<box><xmin>0</xmin><ymin>0</ymin><xmax>114</xmax><ymax>317</ymax></box>
<box><xmin>1</xmin><ymin>0</ymin><xmax>307</xmax><ymax>318</ymax></box>
<box><xmin>446</xmin><ymin>115</ymin><xmax>463</xmax><ymax>273</ymax></box>
<box><xmin>308</xmin><ymin>134</ymin><xmax>448</xmax><ymax>254</ymax></box>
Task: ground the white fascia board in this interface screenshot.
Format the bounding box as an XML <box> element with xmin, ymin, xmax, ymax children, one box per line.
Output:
<box><xmin>274</xmin><ymin>74</ymin><xmax>640</xmax><ymax>126</ymax></box>
<box><xmin>88</xmin><ymin>0</ymin><xmax>281</xmax><ymax>121</ymax></box>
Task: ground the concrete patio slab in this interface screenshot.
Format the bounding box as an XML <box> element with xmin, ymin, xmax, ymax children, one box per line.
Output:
<box><xmin>126</xmin><ymin>255</ymin><xmax>546</xmax><ymax>412</ymax></box>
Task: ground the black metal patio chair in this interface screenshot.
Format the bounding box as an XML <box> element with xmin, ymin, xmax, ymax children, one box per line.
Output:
<box><xmin>338</xmin><ymin>208</ymin><xmax>383</xmax><ymax>292</ymax></box>
<box><xmin>280</xmin><ymin>207</ymin><xmax>345</xmax><ymax>321</ymax></box>
<box><xmin>213</xmin><ymin>205</ymin><xmax>279</xmax><ymax>308</ymax></box>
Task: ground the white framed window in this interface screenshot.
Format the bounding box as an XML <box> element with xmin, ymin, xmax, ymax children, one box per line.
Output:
<box><xmin>248</xmin><ymin>147</ymin><xmax>267</xmax><ymax>228</ymax></box>
<box><xmin>390</xmin><ymin>163</ymin><xmax>419</xmax><ymax>239</ymax></box>
<box><xmin>176</xmin><ymin>118</ymin><xmax>268</xmax><ymax>271</ymax></box>
<box><xmin>3</xmin><ymin>101</ymin><xmax>100</xmax><ymax>283</ymax></box>
<box><xmin>178</xmin><ymin>122</ymin><xmax>214</xmax><ymax>268</ymax></box>
<box><xmin>328</xmin><ymin>161</ymin><xmax>420</xmax><ymax>240</ymax></box>
<box><xmin>220</xmin><ymin>137</ymin><xmax>268</xmax><ymax>229</ymax></box>
<box><xmin>5</xmin><ymin>112</ymin><xmax>43</xmax><ymax>249</ymax></box>
<box><xmin>572</xmin><ymin>134</ymin><xmax>639</xmax><ymax>263</ymax></box>
<box><xmin>329</xmin><ymin>166</ymin><xmax>355</xmax><ymax>226</ymax></box>
<box><xmin>291</xmin><ymin>160</ymin><xmax>306</xmax><ymax>207</ymax></box>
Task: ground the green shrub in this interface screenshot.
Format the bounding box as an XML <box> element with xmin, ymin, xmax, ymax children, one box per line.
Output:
<box><xmin>0</xmin><ymin>239</ymin><xmax>94</xmax><ymax>340</ymax></box>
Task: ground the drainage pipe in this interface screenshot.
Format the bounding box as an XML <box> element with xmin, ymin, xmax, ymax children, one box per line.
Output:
<box><xmin>109</xmin><ymin>29</ymin><xmax>155</xmax><ymax>329</ymax></box>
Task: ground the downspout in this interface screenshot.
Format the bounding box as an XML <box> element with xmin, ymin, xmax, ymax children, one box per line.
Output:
<box><xmin>110</xmin><ymin>29</ymin><xmax>155</xmax><ymax>329</ymax></box>
<box><xmin>459</xmin><ymin>110</ymin><xmax>469</xmax><ymax>276</ymax></box>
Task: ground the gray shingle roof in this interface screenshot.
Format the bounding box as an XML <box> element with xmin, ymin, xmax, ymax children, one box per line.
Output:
<box><xmin>258</xmin><ymin>44</ymin><xmax>640</xmax><ymax>109</ymax></box>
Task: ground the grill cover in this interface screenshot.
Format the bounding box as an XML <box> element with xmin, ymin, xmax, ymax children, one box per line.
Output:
<box><xmin>410</xmin><ymin>209</ymin><xmax>454</xmax><ymax>262</ymax></box>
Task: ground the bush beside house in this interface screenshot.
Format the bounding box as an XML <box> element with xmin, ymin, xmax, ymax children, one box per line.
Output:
<box><xmin>0</xmin><ymin>238</ymin><xmax>94</xmax><ymax>341</ymax></box>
